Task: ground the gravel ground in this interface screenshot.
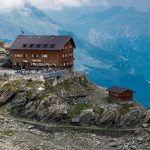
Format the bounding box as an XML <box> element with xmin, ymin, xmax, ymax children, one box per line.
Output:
<box><xmin>0</xmin><ymin>114</ymin><xmax>149</xmax><ymax>150</ymax></box>
<box><xmin>0</xmin><ymin>68</ymin><xmax>16</xmax><ymax>75</ymax></box>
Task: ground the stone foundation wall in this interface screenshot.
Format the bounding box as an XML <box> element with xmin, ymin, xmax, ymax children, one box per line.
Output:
<box><xmin>8</xmin><ymin>74</ymin><xmax>45</xmax><ymax>82</ymax></box>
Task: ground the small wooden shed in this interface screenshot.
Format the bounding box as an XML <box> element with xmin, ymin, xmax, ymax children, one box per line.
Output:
<box><xmin>71</xmin><ymin>117</ymin><xmax>80</xmax><ymax>126</ymax></box>
<box><xmin>107</xmin><ymin>86</ymin><xmax>134</xmax><ymax>103</ymax></box>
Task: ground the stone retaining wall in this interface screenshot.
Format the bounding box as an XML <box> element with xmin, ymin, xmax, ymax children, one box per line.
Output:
<box><xmin>21</xmin><ymin>120</ymin><xmax>135</xmax><ymax>138</ymax></box>
<box><xmin>8</xmin><ymin>74</ymin><xmax>45</xmax><ymax>81</ymax></box>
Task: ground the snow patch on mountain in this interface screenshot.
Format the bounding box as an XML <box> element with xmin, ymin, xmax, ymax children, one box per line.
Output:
<box><xmin>87</xmin><ymin>28</ymin><xmax>114</xmax><ymax>48</ymax></box>
<box><xmin>119</xmin><ymin>55</ymin><xmax>128</xmax><ymax>61</ymax></box>
<box><xmin>75</xmin><ymin>48</ymin><xmax>112</xmax><ymax>71</ymax></box>
<box><xmin>129</xmin><ymin>68</ymin><xmax>136</xmax><ymax>75</ymax></box>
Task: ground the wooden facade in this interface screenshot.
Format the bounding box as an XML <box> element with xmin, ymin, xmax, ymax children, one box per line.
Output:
<box><xmin>107</xmin><ymin>86</ymin><xmax>134</xmax><ymax>103</ymax></box>
<box><xmin>10</xmin><ymin>35</ymin><xmax>75</xmax><ymax>69</ymax></box>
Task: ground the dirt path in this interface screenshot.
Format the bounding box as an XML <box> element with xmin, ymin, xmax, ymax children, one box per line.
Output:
<box><xmin>0</xmin><ymin>114</ymin><xmax>149</xmax><ymax>136</ymax></box>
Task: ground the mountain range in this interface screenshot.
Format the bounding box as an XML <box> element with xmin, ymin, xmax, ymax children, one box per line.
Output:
<box><xmin>0</xmin><ymin>5</ymin><xmax>150</xmax><ymax>108</ymax></box>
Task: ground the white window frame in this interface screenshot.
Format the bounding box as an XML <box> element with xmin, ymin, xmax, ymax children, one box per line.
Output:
<box><xmin>42</xmin><ymin>54</ymin><xmax>48</xmax><ymax>58</ymax></box>
<box><xmin>15</xmin><ymin>54</ymin><xmax>24</xmax><ymax>58</ymax></box>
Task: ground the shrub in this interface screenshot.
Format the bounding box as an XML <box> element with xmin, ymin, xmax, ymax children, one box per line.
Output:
<box><xmin>68</xmin><ymin>103</ymin><xmax>90</xmax><ymax>118</ymax></box>
<box><xmin>119</xmin><ymin>104</ymin><xmax>136</xmax><ymax>115</ymax></box>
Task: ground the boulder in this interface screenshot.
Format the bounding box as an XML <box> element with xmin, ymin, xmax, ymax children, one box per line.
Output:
<box><xmin>33</xmin><ymin>94</ymin><xmax>68</xmax><ymax>122</ymax></box>
<box><xmin>24</xmin><ymin>105</ymin><xmax>36</xmax><ymax>119</ymax></box>
<box><xmin>11</xmin><ymin>92</ymin><xmax>27</xmax><ymax>106</ymax></box>
<box><xmin>80</xmin><ymin>109</ymin><xmax>97</xmax><ymax>125</ymax></box>
<box><xmin>0</xmin><ymin>93</ymin><xmax>16</xmax><ymax>106</ymax></box>
<box><xmin>99</xmin><ymin>108</ymin><xmax>120</xmax><ymax>127</ymax></box>
<box><xmin>142</xmin><ymin>124</ymin><xmax>149</xmax><ymax>128</ymax></box>
<box><xmin>38</xmin><ymin>87</ymin><xmax>44</xmax><ymax>91</ymax></box>
<box><xmin>80</xmin><ymin>109</ymin><xmax>94</xmax><ymax>117</ymax></box>
<box><xmin>109</xmin><ymin>142</ymin><xmax>120</xmax><ymax>147</ymax></box>
<box><xmin>119</xmin><ymin>106</ymin><xmax>145</xmax><ymax>127</ymax></box>
<box><xmin>143</xmin><ymin>109</ymin><xmax>150</xmax><ymax>124</ymax></box>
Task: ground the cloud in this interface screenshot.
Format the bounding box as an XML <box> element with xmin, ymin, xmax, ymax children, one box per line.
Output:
<box><xmin>0</xmin><ymin>0</ymin><xmax>108</xmax><ymax>12</ymax></box>
<box><xmin>0</xmin><ymin>0</ymin><xmax>149</xmax><ymax>12</ymax></box>
<box><xmin>0</xmin><ymin>0</ymin><xmax>24</xmax><ymax>11</ymax></box>
<box><xmin>106</xmin><ymin>0</ymin><xmax>150</xmax><ymax>11</ymax></box>
<box><xmin>28</xmin><ymin>0</ymin><xmax>92</xmax><ymax>10</ymax></box>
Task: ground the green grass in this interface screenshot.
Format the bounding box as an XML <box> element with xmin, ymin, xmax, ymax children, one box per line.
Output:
<box><xmin>68</xmin><ymin>103</ymin><xmax>91</xmax><ymax>118</ymax></box>
<box><xmin>46</xmin><ymin>80</ymin><xmax>75</xmax><ymax>95</ymax></box>
<box><xmin>1</xmin><ymin>80</ymin><xmax>23</xmax><ymax>93</ymax></box>
<box><xmin>25</xmin><ymin>91</ymin><xmax>33</xmax><ymax>100</ymax></box>
<box><xmin>72</xmin><ymin>75</ymin><xmax>90</xmax><ymax>89</ymax></box>
<box><xmin>119</xmin><ymin>103</ymin><xmax>137</xmax><ymax>115</ymax></box>
<box><xmin>0</xmin><ymin>130</ymin><xmax>13</xmax><ymax>139</ymax></box>
<box><xmin>92</xmin><ymin>106</ymin><xmax>104</xmax><ymax>116</ymax></box>
<box><xmin>44</xmin><ymin>79</ymin><xmax>55</xmax><ymax>89</ymax></box>
<box><xmin>37</xmin><ymin>91</ymin><xmax>49</xmax><ymax>101</ymax></box>
<box><xmin>26</xmin><ymin>80</ymin><xmax>43</xmax><ymax>89</ymax></box>
<box><xmin>1</xmin><ymin>79</ymin><xmax>43</xmax><ymax>94</ymax></box>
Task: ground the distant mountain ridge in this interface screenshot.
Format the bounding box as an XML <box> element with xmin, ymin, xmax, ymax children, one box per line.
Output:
<box><xmin>57</xmin><ymin>6</ymin><xmax>150</xmax><ymax>108</ymax></box>
<box><xmin>0</xmin><ymin>4</ymin><xmax>60</xmax><ymax>41</ymax></box>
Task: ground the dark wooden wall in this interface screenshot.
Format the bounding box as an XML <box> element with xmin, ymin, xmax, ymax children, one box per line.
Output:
<box><xmin>12</xmin><ymin>39</ymin><xmax>74</xmax><ymax>69</ymax></box>
<box><xmin>109</xmin><ymin>90</ymin><xmax>133</xmax><ymax>102</ymax></box>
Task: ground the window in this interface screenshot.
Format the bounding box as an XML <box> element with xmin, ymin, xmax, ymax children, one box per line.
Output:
<box><xmin>23</xmin><ymin>54</ymin><xmax>28</xmax><ymax>58</ymax></box>
<box><xmin>39</xmin><ymin>63</ymin><xmax>44</xmax><ymax>66</ymax></box>
<box><xmin>36</xmin><ymin>44</ymin><xmax>41</xmax><ymax>48</ymax></box>
<box><xmin>49</xmin><ymin>44</ymin><xmax>56</xmax><ymax>48</ymax></box>
<box><xmin>32</xmin><ymin>63</ymin><xmax>37</xmax><ymax>66</ymax></box>
<box><xmin>22</xmin><ymin>44</ymin><xmax>28</xmax><ymax>48</ymax></box>
<box><xmin>42</xmin><ymin>54</ymin><xmax>48</xmax><ymax>58</ymax></box>
<box><xmin>62</xmin><ymin>54</ymin><xmax>68</xmax><ymax>58</ymax></box>
<box><xmin>15</xmin><ymin>54</ymin><xmax>24</xmax><ymax>58</ymax></box>
<box><xmin>32</xmin><ymin>54</ymin><xmax>39</xmax><ymax>58</ymax></box>
<box><xmin>29</xmin><ymin>44</ymin><xmax>35</xmax><ymax>48</ymax></box>
<box><xmin>42</xmin><ymin>44</ymin><xmax>48</xmax><ymax>48</ymax></box>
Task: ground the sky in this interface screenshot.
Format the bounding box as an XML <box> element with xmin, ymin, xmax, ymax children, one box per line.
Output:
<box><xmin>0</xmin><ymin>0</ymin><xmax>149</xmax><ymax>12</ymax></box>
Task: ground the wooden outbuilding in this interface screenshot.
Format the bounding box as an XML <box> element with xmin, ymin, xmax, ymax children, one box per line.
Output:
<box><xmin>71</xmin><ymin>117</ymin><xmax>80</xmax><ymax>126</ymax></box>
<box><xmin>107</xmin><ymin>86</ymin><xmax>134</xmax><ymax>103</ymax></box>
<box><xmin>10</xmin><ymin>35</ymin><xmax>76</xmax><ymax>69</ymax></box>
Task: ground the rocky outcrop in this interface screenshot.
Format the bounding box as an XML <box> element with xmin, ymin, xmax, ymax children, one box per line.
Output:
<box><xmin>119</xmin><ymin>106</ymin><xmax>146</xmax><ymax>128</ymax></box>
<box><xmin>0</xmin><ymin>75</ymin><xmax>149</xmax><ymax>128</ymax></box>
<box><xmin>143</xmin><ymin>109</ymin><xmax>150</xmax><ymax>124</ymax></box>
<box><xmin>10</xmin><ymin>92</ymin><xmax>69</xmax><ymax>122</ymax></box>
<box><xmin>0</xmin><ymin>42</ymin><xmax>11</xmax><ymax>68</ymax></box>
<box><xmin>98</xmin><ymin>108</ymin><xmax>120</xmax><ymax>127</ymax></box>
<box><xmin>80</xmin><ymin>109</ymin><xmax>98</xmax><ymax>125</ymax></box>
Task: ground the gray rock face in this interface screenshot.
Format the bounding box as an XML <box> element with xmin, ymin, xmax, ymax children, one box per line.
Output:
<box><xmin>142</xmin><ymin>124</ymin><xmax>149</xmax><ymax>128</ymax></box>
<box><xmin>23</xmin><ymin>94</ymin><xmax>68</xmax><ymax>122</ymax></box>
<box><xmin>119</xmin><ymin>106</ymin><xmax>145</xmax><ymax>127</ymax></box>
<box><xmin>109</xmin><ymin>141</ymin><xmax>120</xmax><ymax>147</ymax></box>
<box><xmin>80</xmin><ymin>109</ymin><xmax>98</xmax><ymax>125</ymax></box>
<box><xmin>99</xmin><ymin>108</ymin><xmax>120</xmax><ymax>127</ymax></box>
<box><xmin>143</xmin><ymin>109</ymin><xmax>150</xmax><ymax>124</ymax></box>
